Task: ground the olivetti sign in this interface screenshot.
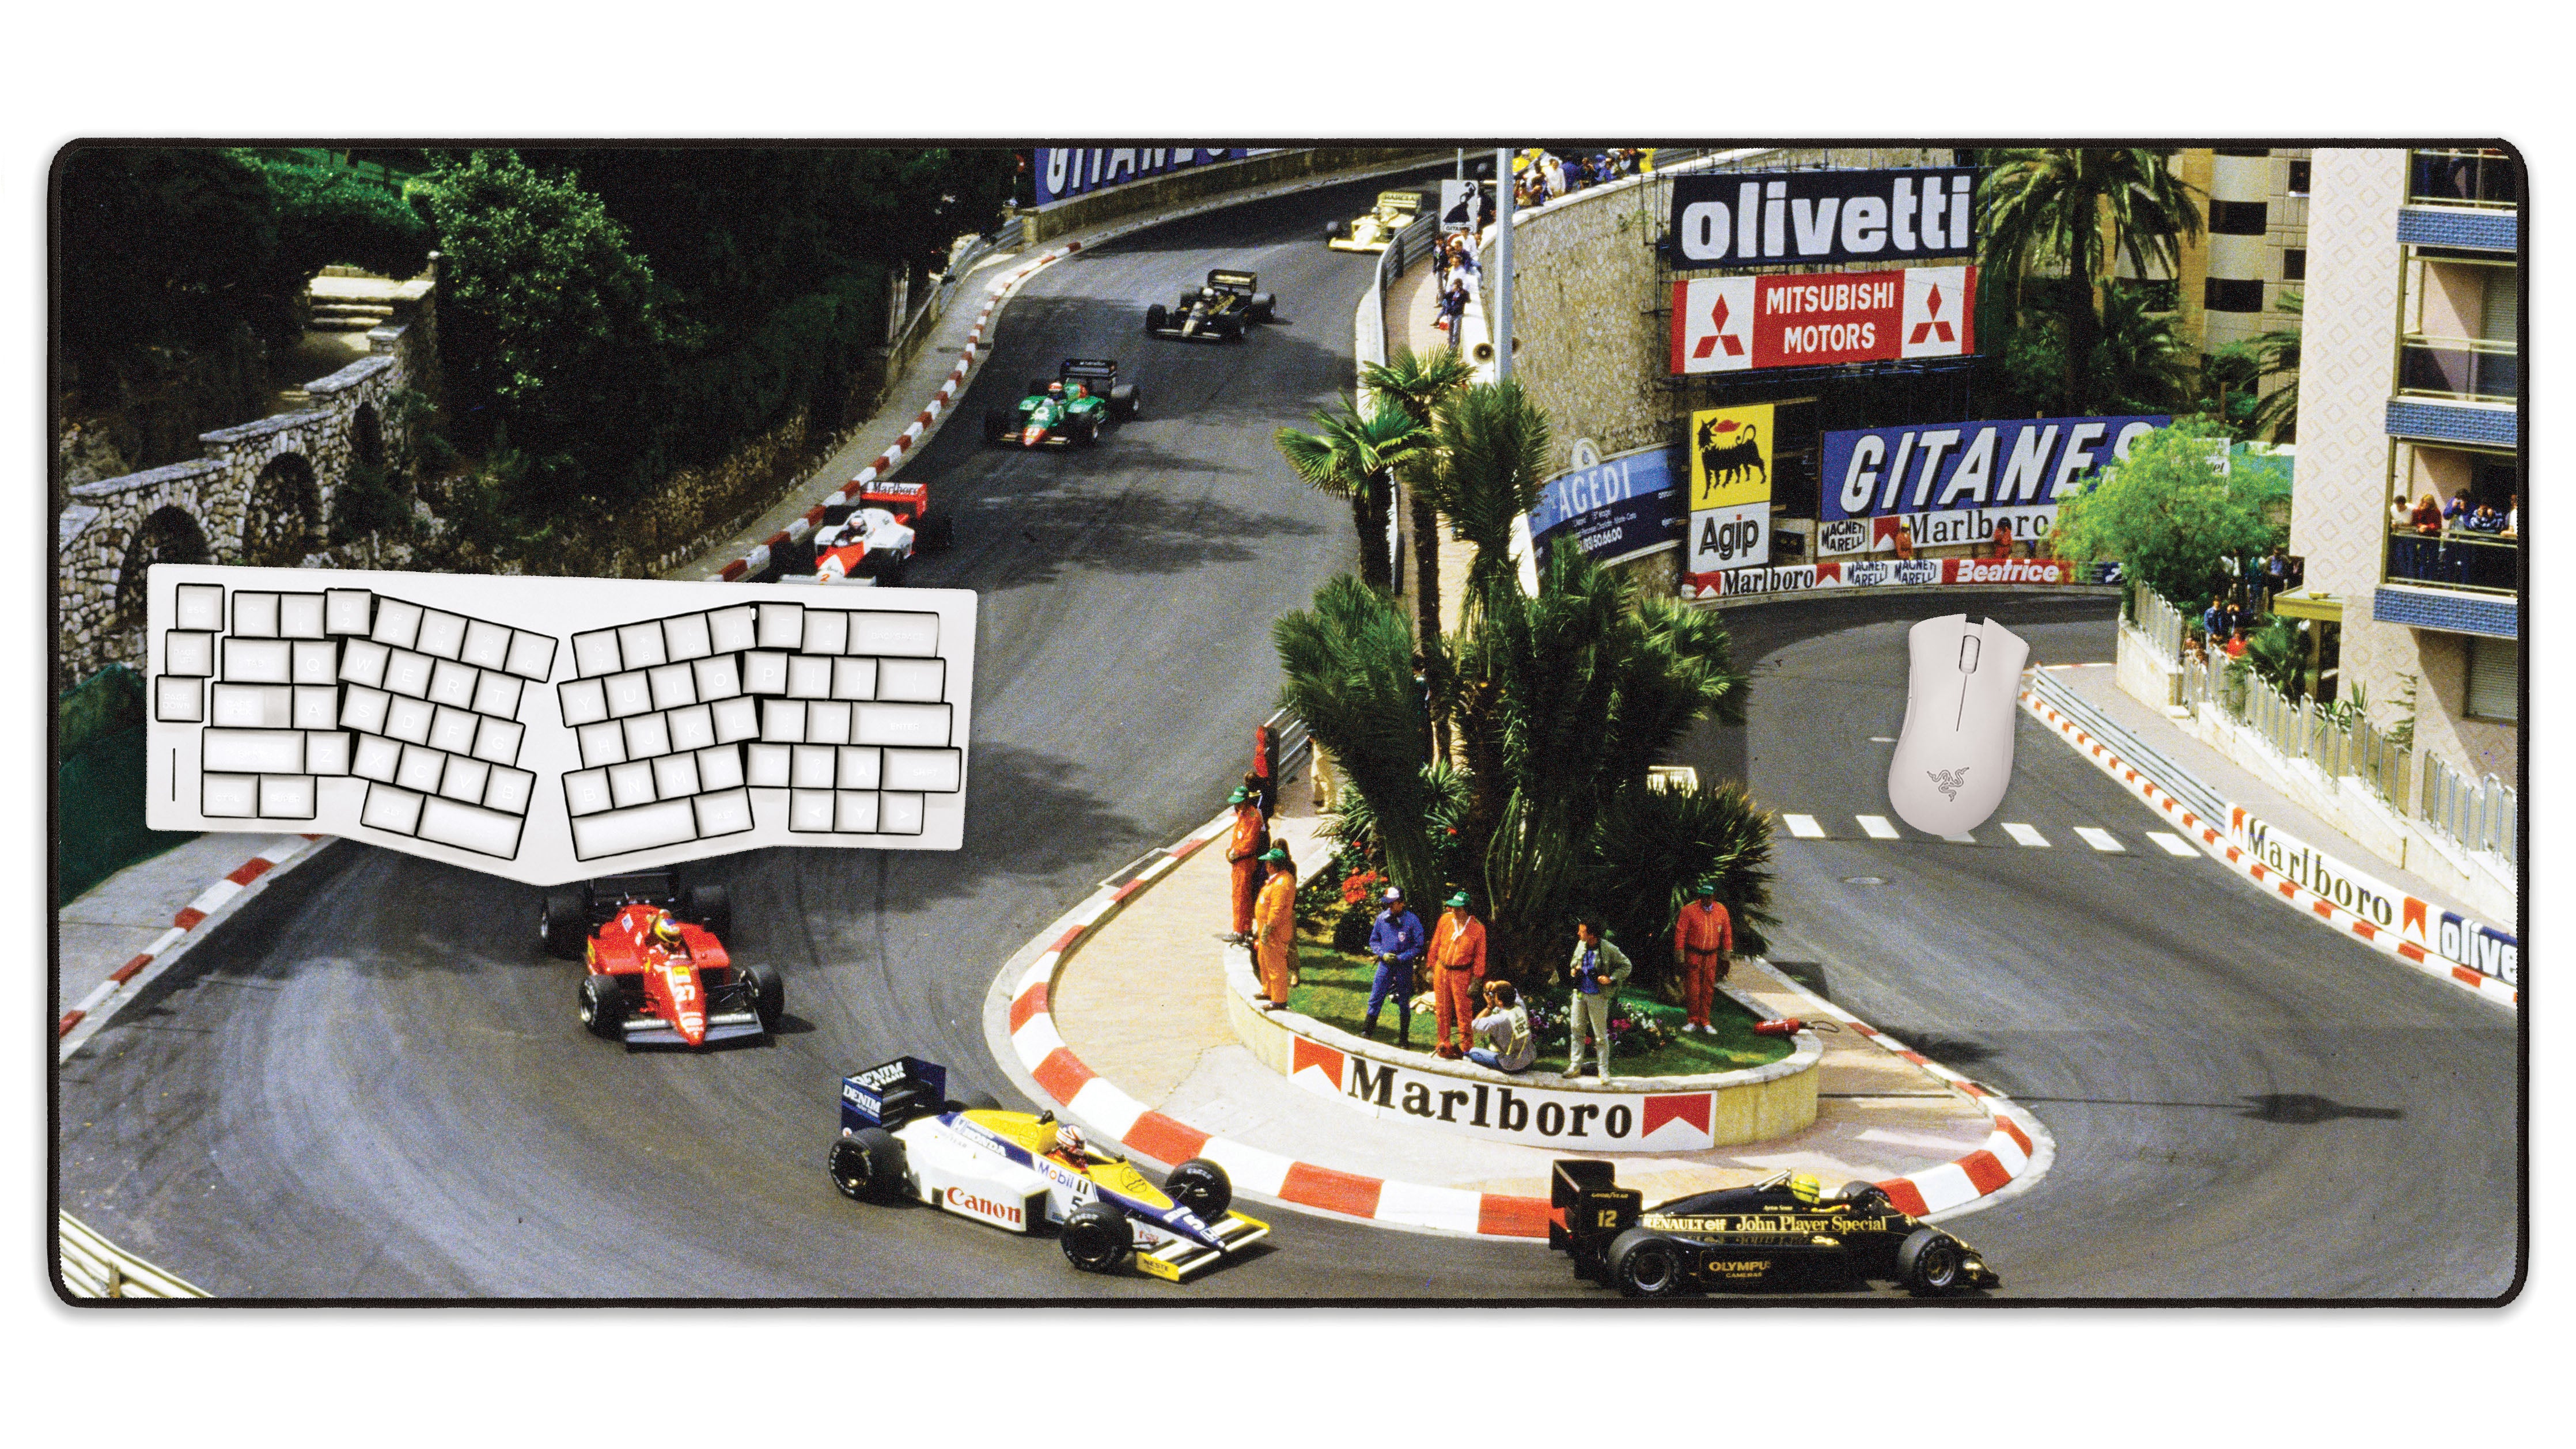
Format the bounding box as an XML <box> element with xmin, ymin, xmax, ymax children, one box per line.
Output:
<box><xmin>1668</xmin><ymin>168</ymin><xmax>1979</xmax><ymax>267</ymax></box>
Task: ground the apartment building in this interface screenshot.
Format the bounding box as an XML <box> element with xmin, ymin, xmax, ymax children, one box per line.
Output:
<box><xmin>2287</xmin><ymin>146</ymin><xmax>2518</xmax><ymax>791</ymax></box>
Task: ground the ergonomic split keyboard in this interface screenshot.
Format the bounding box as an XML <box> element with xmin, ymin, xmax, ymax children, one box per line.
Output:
<box><xmin>145</xmin><ymin>566</ymin><xmax>976</xmax><ymax>884</ymax></box>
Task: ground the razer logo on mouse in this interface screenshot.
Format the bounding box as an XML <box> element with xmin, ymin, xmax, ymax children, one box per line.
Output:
<box><xmin>1927</xmin><ymin>767</ymin><xmax>1970</xmax><ymax>802</ymax></box>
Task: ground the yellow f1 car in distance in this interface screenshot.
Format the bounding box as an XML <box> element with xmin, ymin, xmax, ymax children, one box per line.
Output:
<box><xmin>1327</xmin><ymin>189</ymin><xmax>1426</xmax><ymax>252</ymax></box>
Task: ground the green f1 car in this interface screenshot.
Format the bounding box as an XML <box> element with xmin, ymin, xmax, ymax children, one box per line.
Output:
<box><xmin>983</xmin><ymin>358</ymin><xmax>1139</xmax><ymax>448</ymax></box>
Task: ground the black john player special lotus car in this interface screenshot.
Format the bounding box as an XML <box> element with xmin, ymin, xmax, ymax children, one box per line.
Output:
<box><xmin>1550</xmin><ymin>1161</ymin><xmax>2001</xmax><ymax>1298</ymax></box>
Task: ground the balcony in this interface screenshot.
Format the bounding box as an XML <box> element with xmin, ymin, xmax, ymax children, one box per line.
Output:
<box><xmin>2397</xmin><ymin>335</ymin><xmax>2518</xmax><ymax>404</ymax></box>
<box><xmin>2408</xmin><ymin>149</ymin><xmax>2517</xmax><ymax>209</ymax></box>
<box><xmin>2385</xmin><ymin>527</ymin><xmax>2518</xmax><ymax>596</ymax></box>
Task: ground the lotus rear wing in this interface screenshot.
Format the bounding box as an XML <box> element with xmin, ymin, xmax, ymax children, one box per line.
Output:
<box><xmin>1548</xmin><ymin>1159</ymin><xmax>1641</xmax><ymax>1255</ymax></box>
<box><xmin>840</xmin><ymin>1056</ymin><xmax>950</xmax><ymax>1132</ymax></box>
<box><xmin>1204</xmin><ymin>270</ymin><xmax>1257</xmax><ymax>294</ymax></box>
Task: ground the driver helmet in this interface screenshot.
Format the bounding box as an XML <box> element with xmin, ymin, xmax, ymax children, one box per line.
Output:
<box><xmin>1201</xmin><ymin>286</ymin><xmax>1220</xmax><ymax>300</ymax></box>
<box><xmin>649</xmin><ymin>915</ymin><xmax>684</xmax><ymax>950</ymax></box>
<box><xmin>1054</xmin><ymin>1124</ymin><xmax>1088</xmax><ymax>1161</ymax></box>
<box><xmin>1787</xmin><ymin>1173</ymin><xmax>1821</xmax><ymax>1206</ymax></box>
<box><xmin>1046</xmin><ymin>380</ymin><xmax>1065</xmax><ymax>397</ymax></box>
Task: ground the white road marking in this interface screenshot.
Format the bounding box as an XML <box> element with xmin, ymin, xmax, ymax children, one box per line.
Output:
<box><xmin>1942</xmin><ymin>832</ymin><xmax>1977</xmax><ymax>844</ymax></box>
<box><xmin>2074</xmin><ymin>826</ymin><xmax>2125</xmax><ymax>852</ymax></box>
<box><xmin>2002</xmin><ymin>822</ymin><xmax>2050</xmax><ymax>847</ymax></box>
<box><xmin>1783</xmin><ymin>814</ymin><xmax>1827</xmax><ymax>839</ymax></box>
<box><xmin>1855</xmin><ymin>815</ymin><xmax>1901</xmax><ymax>840</ymax></box>
<box><xmin>2146</xmin><ymin>831</ymin><xmax>2200</xmax><ymax>857</ymax></box>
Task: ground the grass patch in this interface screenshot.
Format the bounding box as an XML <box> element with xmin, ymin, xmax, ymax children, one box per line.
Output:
<box><xmin>1283</xmin><ymin>929</ymin><xmax>1790</xmax><ymax>1077</ymax></box>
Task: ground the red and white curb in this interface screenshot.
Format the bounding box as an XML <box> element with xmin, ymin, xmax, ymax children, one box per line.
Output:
<box><xmin>989</xmin><ymin>810</ymin><xmax>2054</xmax><ymax>1238</ymax></box>
<box><xmin>2021</xmin><ymin>686</ymin><xmax>2517</xmax><ymax>1009</ymax></box>
<box><xmin>58</xmin><ymin>834</ymin><xmax>329</xmax><ymax>1049</ymax></box>
<box><xmin>710</xmin><ymin>244</ymin><xmax>1081</xmax><ymax>583</ymax></box>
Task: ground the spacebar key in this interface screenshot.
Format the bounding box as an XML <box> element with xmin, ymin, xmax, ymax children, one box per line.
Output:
<box><xmin>569</xmin><ymin>798</ymin><xmax>700</xmax><ymax>859</ymax></box>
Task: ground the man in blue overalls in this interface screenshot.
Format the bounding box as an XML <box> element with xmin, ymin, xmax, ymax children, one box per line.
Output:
<box><xmin>1363</xmin><ymin>885</ymin><xmax>1427</xmax><ymax>1046</ymax></box>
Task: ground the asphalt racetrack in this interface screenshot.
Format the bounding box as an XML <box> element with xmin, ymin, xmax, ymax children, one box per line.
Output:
<box><xmin>53</xmin><ymin>179</ymin><xmax>2518</xmax><ymax>1302</ymax></box>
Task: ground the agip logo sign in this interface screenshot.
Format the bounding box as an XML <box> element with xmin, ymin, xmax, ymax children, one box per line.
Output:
<box><xmin>1688</xmin><ymin>405</ymin><xmax>1774</xmax><ymax>511</ymax></box>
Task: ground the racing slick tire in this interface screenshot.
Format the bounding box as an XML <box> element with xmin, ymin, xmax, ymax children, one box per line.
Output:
<box><xmin>769</xmin><ymin>538</ymin><xmax>817</xmax><ymax>578</ymax></box>
<box><xmin>828</xmin><ymin>1127</ymin><xmax>907</xmax><ymax>1203</ymax></box>
<box><xmin>1251</xmin><ymin>293</ymin><xmax>1275</xmax><ymax>321</ymax></box>
<box><xmin>1607</xmin><ymin>1228</ymin><xmax>1687</xmax><ymax>1299</ymax></box>
<box><xmin>877</xmin><ymin>553</ymin><xmax>911</xmax><ymax>587</ymax></box>
<box><xmin>1074</xmin><ymin>414</ymin><xmax>1100</xmax><ymax>447</ymax></box>
<box><xmin>682</xmin><ymin>883</ymin><xmax>732</xmax><ymax>939</ymax></box>
<box><xmin>1164</xmin><ymin>1158</ymin><xmax>1233</xmax><ymax>1220</ymax></box>
<box><xmin>1108</xmin><ymin>384</ymin><xmax>1138</xmax><ymax>419</ymax></box>
<box><xmin>1896</xmin><ymin>1227</ymin><xmax>1968</xmax><ymax>1296</ymax></box>
<box><xmin>540</xmin><ymin>887</ymin><xmax>588</xmax><ymax>960</ymax></box>
<box><xmin>1836</xmin><ymin>1181</ymin><xmax>1894</xmax><ymax>1213</ymax></box>
<box><xmin>1144</xmin><ymin>304</ymin><xmax>1168</xmax><ymax>334</ymax></box>
<box><xmin>984</xmin><ymin>408</ymin><xmax>1016</xmax><ymax>443</ymax></box>
<box><xmin>1326</xmin><ymin>219</ymin><xmax>1346</xmax><ymax>240</ymax></box>
<box><xmin>738</xmin><ymin>963</ymin><xmax>785</xmax><ymax>1033</ymax></box>
<box><xmin>577</xmin><ymin>973</ymin><xmax>625</xmax><ymax>1040</ymax></box>
<box><xmin>913</xmin><ymin>513</ymin><xmax>953</xmax><ymax>552</ymax></box>
<box><xmin>1060</xmin><ymin>1201</ymin><xmax>1133</xmax><ymax>1274</ymax></box>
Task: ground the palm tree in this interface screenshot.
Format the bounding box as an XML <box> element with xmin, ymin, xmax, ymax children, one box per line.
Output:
<box><xmin>1418</xmin><ymin>378</ymin><xmax>1552</xmax><ymax>621</ymax></box>
<box><xmin>2241</xmin><ymin>291</ymin><xmax>2303</xmax><ymax>443</ymax></box>
<box><xmin>1359</xmin><ymin>346</ymin><xmax>1477</xmax><ymax>644</ymax></box>
<box><xmin>1978</xmin><ymin>149</ymin><xmax>2204</xmax><ymax>407</ymax></box>
<box><xmin>2091</xmin><ymin>283</ymin><xmax>2198</xmax><ymax>414</ymax></box>
<box><xmin>1273</xmin><ymin>576</ymin><xmax>1444</xmax><ymax>906</ymax></box>
<box><xmin>1273</xmin><ymin>396</ymin><xmax>1430</xmax><ymax>593</ymax></box>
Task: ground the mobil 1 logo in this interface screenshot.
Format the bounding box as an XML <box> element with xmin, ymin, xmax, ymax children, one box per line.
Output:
<box><xmin>1690</xmin><ymin>503</ymin><xmax>1770</xmax><ymax>571</ymax></box>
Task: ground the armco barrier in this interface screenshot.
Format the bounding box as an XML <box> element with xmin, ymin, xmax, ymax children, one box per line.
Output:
<box><xmin>58</xmin><ymin>1213</ymin><xmax>210</xmax><ymax>1299</ymax></box>
<box><xmin>2021</xmin><ymin>674</ymin><xmax>2516</xmax><ymax>1009</ymax></box>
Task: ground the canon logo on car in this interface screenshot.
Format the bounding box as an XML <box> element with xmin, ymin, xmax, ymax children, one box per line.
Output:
<box><xmin>1669</xmin><ymin>168</ymin><xmax>1979</xmax><ymax>267</ymax></box>
<box><xmin>945</xmin><ymin>1185</ymin><xmax>1026</xmax><ymax>1229</ymax></box>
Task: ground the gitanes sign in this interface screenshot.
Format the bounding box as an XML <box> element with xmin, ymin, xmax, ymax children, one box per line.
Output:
<box><xmin>1820</xmin><ymin>415</ymin><xmax>2169</xmax><ymax>522</ymax></box>
<box><xmin>1671</xmin><ymin>267</ymin><xmax>1975</xmax><ymax>374</ymax></box>
<box><xmin>1288</xmin><ymin>1036</ymin><xmax>1725</xmax><ymax>1150</ymax></box>
<box><xmin>1032</xmin><ymin>147</ymin><xmax>1268</xmax><ymax>208</ymax></box>
<box><xmin>1668</xmin><ymin>168</ymin><xmax>1979</xmax><ymax>267</ymax></box>
<box><xmin>1528</xmin><ymin>441</ymin><xmax>1686</xmax><ymax>568</ymax></box>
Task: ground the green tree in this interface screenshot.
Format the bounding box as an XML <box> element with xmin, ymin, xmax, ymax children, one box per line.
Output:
<box><xmin>1576</xmin><ymin>780</ymin><xmax>1775</xmax><ymax>996</ymax></box>
<box><xmin>1419</xmin><ymin>377</ymin><xmax>1552</xmax><ymax>620</ymax></box>
<box><xmin>414</xmin><ymin>150</ymin><xmax>665</xmax><ymax>506</ymax></box>
<box><xmin>1274</xmin><ymin>578</ymin><xmax>1444</xmax><ymax>906</ymax></box>
<box><xmin>1273</xmin><ymin>396</ymin><xmax>1431</xmax><ymax>593</ymax></box>
<box><xmin>230</xmin><ymin>151</ymin><xmax>434</xmax><ymax>279</ymax></box>
<box><xmin>1978</xmin><ymin>149</ymin><xmax>2203</xmax><ymax>409</ymax></box>
<box><xmin>2048</xmin><ymin>422</ymin><xmax>2286</xmax><ymax>613</ymax></box>
<box><xmin>2091</xmin><ymin>283</ymin><xmax>2198</xmax><ymax>414</ymax></box>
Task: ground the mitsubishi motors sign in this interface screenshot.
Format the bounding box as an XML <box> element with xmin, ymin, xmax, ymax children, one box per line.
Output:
<box><xmin>1671</xmin><ymin>267</ymin><xmax>1975</xmax><ymax>374</ymax></box>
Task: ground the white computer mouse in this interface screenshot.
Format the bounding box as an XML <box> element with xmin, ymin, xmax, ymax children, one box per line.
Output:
<box><xmin>1886</xmin><ymin>614</ymin><xmax>2029</xmax><ymax>835</ymax></box>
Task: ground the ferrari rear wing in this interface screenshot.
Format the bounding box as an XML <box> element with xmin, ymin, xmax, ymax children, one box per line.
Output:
<box><xmin>1135</xmin><ymin>1212</ymin><xmax>1271</xmax><ymax>1283</ymax></box>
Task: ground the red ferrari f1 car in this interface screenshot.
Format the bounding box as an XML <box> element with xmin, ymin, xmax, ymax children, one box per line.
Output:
<box><xmin>539</xmin><ymin>871</ymin><xmax>782</xmax><ymax>1047</ymax></box>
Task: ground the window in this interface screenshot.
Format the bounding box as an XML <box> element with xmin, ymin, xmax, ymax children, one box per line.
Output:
<box><xmin>2205</xmin><ymin>277</ymin><xmax>2267</xmax><ymax>313</ymax></box>
<box><xmin>2208</xmin><ymin>200</ymin><xmax>2269</xmax><ymax>236</ymax></box>
<box><xmin>2467</xmin><ymin>638</ymin><xmax>2518</xmax><ymax>722</ymax></box>
<box><xmin>2480</xmin><ymin>268</ymin><xmax>2519</xmax><ymax>343</ymax></box>
<box><xmin>2286</xmin><ymin>160</ymin><xmax>2311</xmax><ymax>195</ymax></box>
<box><xmin>2283</xmin><ymin>248</ymin><xmax>2306</xmax><ymax>281</ymax></box>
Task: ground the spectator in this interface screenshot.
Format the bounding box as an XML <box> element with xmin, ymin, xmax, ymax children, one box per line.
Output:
<box><xmin>1437</xmin><ymin>276</ymin><xmax>1469</xmax><ymax>348</ymax></box>
<box><xmin>2218</xmin><ymin>549</ymin><xmax>2242</xmax><ymax>603</ymax></box>
<box><xmin>1559</xmin><ymin>917</ymin><xmax>1632</xmax><ymax>1080</ymax></box>
<box><xmin>2467</xmin><ymin>502</ymin><xmax>2504</xmax><ymax>534</ymax></box>
<box><xmin>1250</xmin><ymin>846</ymin><xmax>1298</xmax><ymax>1010</ymax></box>
<box><xmin>2222</xmin><ymin>628</ymin><xmax>2249</xmax><ymax>661</ymax></box>
<box><xmin>2263</xmin><ymin>547</ymin><xmax>2293</xmax><ymax>606</ymax></box>
<box><xmin>2202</xmin><ymin>595</ymin><xmax>2229</xmax><ymax>643</ymax></box>
<box><xmin>1426</xmin><ymin>890</ymin><xmax>1487</xmax><ymax>1060</ymax></box>
<box><xmin>1990</xmin><ymin>519</ymin><xmax>2014</xmax><ymax>559</ymax></box>
<box><xmin>1891</xmin><ymin>518</ymin><xmax>1916</xmax><ymax>560</ymax></box>
<box><xmin>1671</xmin><ymin>880</ymin><xmax>1733</xmax><ymax>1034</ymax></box>
<box><xmin>2184</xmin><ymin>629</ymin><xmax>2207</xmax><ymax>667</ymax></box>
<box><xmin>2505</xmin><ymin>495</ymin><xmax>2519</xmax><ymax>537</ymax></box>
<box><xmin>1219</xmin><ymin>786</ymin><xmax>1268</xmax><ymax>945</ymax></box>
<box><xmin>1362</xmin><ymin>886</ymin><xmax>1427</xmax><ymax>1045</ymax></box>
<box><xmin>1467</xmin><ymin>980</ymin><xmax>1535</xmax><ymax>1074</ymax></box>
<box><xmin>2408</xmin><ymin>492</ymin><xmax>2444</xmax><ymax>533</ymax></box>
<box><xmin>2442</xmin><ymin>494</ymin><xmax>2470</xmax><ymax>531</ymax></box>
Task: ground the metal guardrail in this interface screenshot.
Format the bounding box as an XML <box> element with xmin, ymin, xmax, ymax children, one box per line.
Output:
<box><xmin>2423</xmin><ymin>750</ymin><xmax>2519</xmax><ymax>866</ymax></box>
<box><xmin>58</xmin><ymin>1213</ymin><xmax>209</xmax><ymax>1299</ymax></box>
<box><xmin>2134</xmin><ymin>587</ymin><xmax>2185</xmax><ymax>659</ymax></box>
<box><xmin>2024</xmin><ymin>667</ymin><xmax>2227</xmax><ymax>826</ymax></box>
<box><xmin>1263</xmin><ymin>707</ymin><xmax>1313</xmax><ymax>787</ymax></box>
<box><xmin>887</xmin><ymin>216</ymin><xmax>1033</xmax><ymax>361</ymax></box>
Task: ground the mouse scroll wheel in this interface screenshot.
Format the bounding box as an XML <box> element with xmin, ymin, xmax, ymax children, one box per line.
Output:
<box><xmin>1957</xmin><ymin>635</ymin><xmax>1981</xmax><ymax>673</ymax></box>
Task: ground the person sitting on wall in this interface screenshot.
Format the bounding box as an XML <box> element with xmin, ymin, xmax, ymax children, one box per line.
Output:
<box><xmin>1467</xmin><ymin>980</ymin><xmax>1535</xmax><ymax>1075</ymax></box>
